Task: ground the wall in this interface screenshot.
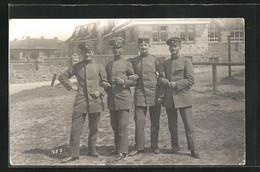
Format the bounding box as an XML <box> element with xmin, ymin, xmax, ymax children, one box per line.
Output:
<box><xmin>135</xmin><ymin>24</ymin><xmax>209</xmax><ymax>59</ymax></box>
<box><xmin>10</xmin><ymin>57</ymin><xmax>71</xmax><ymax>84</ymax></box>
<box><xmin>10</xmin><ymin>66</ymin><xmax>69</xmax><ymax>84</ymax></box>
<box><xmin>208</xmin><ymin>42</ymin><xmax>245</xmax><ymax>62</ymax></box>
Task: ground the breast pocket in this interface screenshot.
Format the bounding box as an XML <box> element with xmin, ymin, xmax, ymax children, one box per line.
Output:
<box><xmin>173</xmin><ymin>66</ymin><xmax>185</xmax><ymax>80</ymax></box>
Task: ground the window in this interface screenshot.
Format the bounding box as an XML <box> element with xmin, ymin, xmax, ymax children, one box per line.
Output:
<box><xmin>180</xmin><ymin>25</ymin><xmax>195</xmax><ymax>42</ymax></box>
<box><xmin>152</xmin><ymin>25</ymin><xmax>168</xmax><ymax>42</ymax></box>
<box><xmin>180</xmin><ymin>26</ymin><xmax>186</xmax><ymax>42</ymax></box>
<box><xmin>160</xmin><ymin>26</ymin><xmax>168</xmax><ymax>41</ymax></box>
<box><xmin>152</xmin><ymin>26</ymin><xmax>158</xmax><ymax>42</ymax></box>
<box><xmin>208</xmin><ymin>23</ymin><xmax>220</xmax><ymax>42</ymax></box>
<box><xmin>230</xmin><ymin>23</ymin><xmax>244</xmax><ymax>42</ymax></box>
<box><xmin>187</xmin><ymin>26</ymin><xmax>195</xmax><ymax>41</ymax></box>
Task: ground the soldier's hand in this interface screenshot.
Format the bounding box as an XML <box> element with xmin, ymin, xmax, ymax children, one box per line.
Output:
<box><xmin>71</xmin><ymin>85</ymin><xmax>78</xmax><ymax>91</ymax></box>
<box><xmin>129</xmin><ymin>74</ymin><xmax>139</xmax><ymax>81</ymax></box>
<box><xmin>101</xmin><ymin>81</ymin><xmax>111</xmax><ymax>89</ymax></box>
<box><xmin>160</xmin><ymin>78</ymin><xmax>169</xmax><ymax>87</ymax></box>
<box><xmin>157</xmin><ymin>97</ymin><xmax>163</xmax><ymax>105</ymax></box>
<box><xmin>113</xmin><ymin>77</ymin><xmax>124</xmax><ymax>85</ymax></box>
<box><xmin>169</xmin><ymin>81</ymin><xmax>177</xmax><ymax>88</ymax></box>
<box><xmin>90</xmin><ymin>91</ymin><xmax>101</xmax><ymax>99</ymax></box>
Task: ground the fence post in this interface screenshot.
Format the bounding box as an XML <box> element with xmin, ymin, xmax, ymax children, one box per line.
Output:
<box><xmin>212</xmin><ymin>64</ymin><xmax>217</xmax><ymax>91</ymax></box>
<box><xmin>50</xmin><ymin>74</ymin><xmax>57</xmax><ymax>87</ymax></box>
<box><xmin>228</xmin><ymin>36</ymin><xmax>231</xmax><ymax>77</ymax></box>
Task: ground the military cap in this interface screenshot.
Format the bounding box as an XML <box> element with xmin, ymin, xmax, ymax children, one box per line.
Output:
<box><xmin>138</xmin><ymin>35</ymin><xmax>150</xmax><ymax>44</ymax></box>
<box><xmin>166</xmin><ymin>37</ymin><xmax>181</xmax><ymax>46</ymax></box>
<box><xmin>109</xmin><ymin>37</ymin><xmax>125</xmax><ymax>48</ymax></box>
<box><xmin>78</xmin><ymin>41</ymin><xmax>94</xmax><ymax>51</ymax></box>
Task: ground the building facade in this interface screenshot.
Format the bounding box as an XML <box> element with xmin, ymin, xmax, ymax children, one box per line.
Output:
<box><xmin>66</xmin><ymin>18</ymin><xmax>245</xmax><ymax>62</ymax></box>
<box><xmin>10</xmin><ymin>36</ymin><xmax>69</xmax><ymax>60</ymax></box>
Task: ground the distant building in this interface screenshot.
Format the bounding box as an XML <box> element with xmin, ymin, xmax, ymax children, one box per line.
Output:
<box><xmin>66</xmin><ymin>19</ymin><xmax>120</xmax><ymax>56</ymax></box>
<box><xmin>66</xmin><ymin>18</ymin><xmax>245</xmax><ymax>62</ymax></box>
<box><xmin>10</xmin><ymin>36</ymin><xmax>69</xmax><ymax>60</ymax></box>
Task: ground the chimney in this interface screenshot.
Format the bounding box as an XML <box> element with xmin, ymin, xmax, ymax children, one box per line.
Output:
<box><xmin>27</xmin><ymin>36</ymin><xmax>31</xmax><ymax>39</ymax></box>
<box><xmin>41</xmin><ymin>36</ymin><xmax>45</xmax><ymax>39</ymax></box>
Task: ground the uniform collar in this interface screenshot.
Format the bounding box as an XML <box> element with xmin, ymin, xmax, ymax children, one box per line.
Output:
<box><xmin>83</xmin><ymin>59</ymin><xmax>93</xmax><ymax>64</ymax></box>
<box><xmin>140</xmin><ymin>52</ymin><xmax>149</xmax><ymax>58</ymax></box>
<box><xmin>114</xmin><ymin>55</ymin><xmax>122</xmax><ymax>61</ymax></box>
<box><xmin>171</xmin><ymin>54</ymin><xmax>181</xmax><ymax>60</ymax></box>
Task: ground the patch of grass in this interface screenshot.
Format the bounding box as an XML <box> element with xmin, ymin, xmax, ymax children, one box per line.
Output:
<box><xmin>221</xmin><ymin>76</ymin><xmax>244</xmax><ymax>87</ymax></box>
<box><xmin>220</xmin><ymin>70</ymin><xmax>245</xmax><ymax>87</ymax></box>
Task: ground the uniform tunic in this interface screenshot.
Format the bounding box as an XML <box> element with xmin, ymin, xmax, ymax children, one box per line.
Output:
<box><xmin>105</xmin><ymin>58</ymin><xmax>135</xmax><ymax>110</ymax></box>
<box><xmin>162</xmin><ymin>56</ymin><xmax>194</xmax><ymax>109</ymax></box>
<box><xmin>131</xmin><ymin>54</ymin><xmax>165</xmax><ymax>106</ymax></box>
<box><xmin>58</xmin><ymin>60</ymin><xmax>107</xmax><ymax>113</ymax></box>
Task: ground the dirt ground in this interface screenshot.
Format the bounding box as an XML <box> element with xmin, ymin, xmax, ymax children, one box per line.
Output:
<box><xmin>9</xmin><ymin>66</ymin><xmax>245</xmax><ymax>166</ymax></box>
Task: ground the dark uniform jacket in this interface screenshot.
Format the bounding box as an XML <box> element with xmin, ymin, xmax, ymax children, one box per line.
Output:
<box><xmin>105</xmin><ymin>57</ymin><xmax>135</xmax><ymax>111</ymax></box>
<box><xmin>58</xmin><ymin>60</ymin><xmax>107</xmax><ymax>113</ymax></box>
<box><xmin>162</xmin><ymin>55</ymin><xmax>195</xmax><ymax>109</ymax></box>
<box><xmin>131</xmin><ymin>54</ymin><xmax>165</xmax><ymax>107</ymax></box>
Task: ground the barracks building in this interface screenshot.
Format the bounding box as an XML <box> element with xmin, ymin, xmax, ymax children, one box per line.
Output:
<box><xmin>66</xmin><ymin>18</ymin><xmax>245</xmax><ymax>62</ymax></box>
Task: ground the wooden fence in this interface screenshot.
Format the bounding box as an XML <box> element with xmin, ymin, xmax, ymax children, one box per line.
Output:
<box><xmin>193</xmin><ymin>62</ymin><xmax>245</xmax><ymax>91</ymax></box>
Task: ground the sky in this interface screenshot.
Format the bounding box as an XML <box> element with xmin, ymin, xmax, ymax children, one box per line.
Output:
<box><xmin>9</xmin><ymin>19</ymin><xmax>97</xmax><ymax>41</ymax></box>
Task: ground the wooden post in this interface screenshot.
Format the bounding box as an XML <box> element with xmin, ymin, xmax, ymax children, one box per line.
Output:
<box><xmin>50</xmin><ymin>74</ymin><xmax>57</xmax><ymax>87</ymax></box>
<box><xmin>212</xmin><ymin>64</ymin><xmax>217</xmax><ymax>91</ymax></box>
<box><xmin>228</xmin><ymin>36</ymin><xmax>231</xmax><ymax>77</ymax></box>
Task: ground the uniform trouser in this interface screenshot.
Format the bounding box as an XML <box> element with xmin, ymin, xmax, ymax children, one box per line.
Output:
<box><xmin>134</xmin><ymin>106</ymin><xmax>161</xmax><ymax>151</ymax></box>
<box><xmin>109</xmin><ymin>109</ymin><xmax>129</xmax><ymax>154</ymax></box>
<box><xmin>166</xmin><ymin>106</ymin><xmax>196</xmax><ymax>151</ymax></box>
<box><xmin>69</xmin><ymin>112</ymin><xmax>100</xmax><ymax>157</ymax></box>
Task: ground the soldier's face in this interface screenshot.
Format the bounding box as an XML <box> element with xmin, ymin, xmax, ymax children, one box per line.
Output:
<box><xmin>112</xmin><ymin>46</ymin><xmax>123</xmax><ymax>57</ymax></box>
<box><xmin>138</xmin><ymin>43</ymin><xmax>149</xmax><ymax>54</ymax></box>
<box><xmin>169</xmin><ymin>44</ymin><xmax>181</xmax><ymax>55</ymax></box>
<box><xmin>81</xmin><ymin>50</ymin><xmax>93</xmax><ymax>61</ymax></box>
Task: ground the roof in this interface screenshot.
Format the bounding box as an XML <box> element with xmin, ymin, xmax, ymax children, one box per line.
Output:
<box><xmin>112</xmin><ymin>19</ymin><xmax>211</xmax><ymax>33</ymax></box>
<box><xmin>10</xmin><ymin>38</ymin><xmax>63</xmax><ymax>50</ymax></box>
<box><xmin>102</xmin><ymin>21</ymin><xmax>116</xmax><ymax>38</ymax></box>
<box><xmin>66</xmin><ymin>22</ymin><xmax>100</xmax><ymax>43</ymax></box>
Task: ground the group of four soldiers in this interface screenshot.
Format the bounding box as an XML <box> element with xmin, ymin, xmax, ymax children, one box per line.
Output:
<box><xmin>58</xmin><ymin>35</ymin><xmax>200</xmax><ymax>163</ymax></box>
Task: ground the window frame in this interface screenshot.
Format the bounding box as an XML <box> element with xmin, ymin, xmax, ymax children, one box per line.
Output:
<box><xmin>180</xmin><ymin>25</ymin><xmax>196</xmax><ymax>43</ymax></box>
<box><xmin>208</xmin><ymin>23</ymin><xmax>220</xmax><ymax>42</ymax></box>
<box><xmin>230</xmin><ymin>23</ymin><xmax>244</xmax><ymax>42</ymax></box>
<box><xmin>151</xmin><ymin>25</ymin><xmax>168</xmax><ymax>42</ymax></box>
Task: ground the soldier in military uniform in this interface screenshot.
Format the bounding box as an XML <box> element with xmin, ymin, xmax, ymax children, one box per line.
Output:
<box><xmin>104</xmin><ymin>37</ymin><xmax>138</xmax><ymax>161</ymax></box>
<box><xmin>129</xmin><ymin>36</ymin><xmax>165</xmax><ymax>156</ymax></box>
<box><xmin>59</xmin><ymin>41</ymin><xmax>109</xmax><ymax>163</ymax></box>
<box><xmin>160</xmin><ymin>37</ymin><xmax>200</xmax><ymax>159</ymax></box>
